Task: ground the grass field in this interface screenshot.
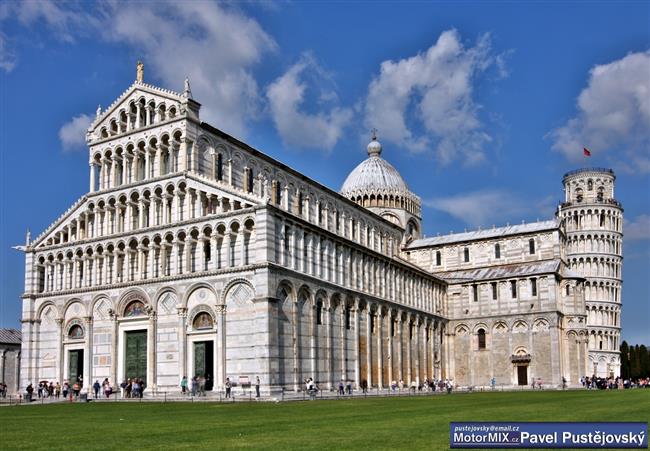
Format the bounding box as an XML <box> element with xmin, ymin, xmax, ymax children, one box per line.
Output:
<box><xmin>1</xmin><ymin>390</ymin><xmax>648</xmax><ymax>450</ymax></box>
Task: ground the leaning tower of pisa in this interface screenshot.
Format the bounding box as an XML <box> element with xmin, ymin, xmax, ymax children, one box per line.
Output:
<box><xmin>559</xmin><ymin>168</ymin><xmax>623</xmax><ymax>378</ymax></box>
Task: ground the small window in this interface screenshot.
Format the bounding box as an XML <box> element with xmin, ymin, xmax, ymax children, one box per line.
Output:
<box><xmin>511</xmin><ymin>280</ymin><xmax>517</xmax><ymax>298</ymax></box>
<box><xmin>275</xmin><ymin>182</ymin><xmax>282</xmax><ymax>205</ymax></box>
<box><xmin>68</xmin><ymin>325</ymin><xmax>84</xmax><ymax>339</ymax></box>
<box><xmin>216</xmin><ymin>153</ymin><xmax>223</xmax><ymax>181</ymax></box>
<box><xmin>576</xmin><ymin>188</ymin><xmax>583</xmax><ymax>203</ymax></box>
<box><xmin>345</xmin><ymin>307</ymin><xmax>351</xmax><ymax>330</ymax></box>
<box><xmin>390</xmin><ymin>320</ymin><xmax>395</xmax><ymax>337</ymax></box>
<box><xmin>193</xmin><ymin>312</ymin><xmax>214</xmax><ymax>330</ymax></box>
<box><xmin>587</xmin><ymin>180</ymin><xmax>593</xmax><ymax>191</ymax></box>
<box><xmin>566</xmin><ymin>284</ymin><xmax>570</xmax><ymax>296</ymax></box>
<box><xmin>316</xmin><ymin>301</ymin><xmax>323</xmax><ymax>325</ymax></box>
<box><xmin>491</xmin><ymin>282</ymin><xmax>498</xmax><ymax>300</ymax></box>
<box><xmin>473</xmin><ymin>284</ymin><xmax>479</xmax><ymax>302</ymax></box>
<box><xmin>246</xmin><ymin>168</ymin><xmax>254</xmax><ymax>193</ymax></box>
<box><xmin>477</xmin><ymin>328</ymin><xmax>486</xmax><ymax>350</ymax></box>
<box><xmin>436</xmin><ymin>251</ymin><xmax>441</xmax><ymax>266</ymax></box>
<box><xmin>531</xmin><ymin>278</ymin><xmax>537</xmax><ymax>297</ymax></box>
<box><xmin>597</xmin><ymin>188</ymin><xmax>604</xmax><ymax>201</ymax></box>
<box><xmin>529</xmin><ymin>239</ymin><xmax>535</xmax><ymax>255</ymax></box>
<box><xmin>369</xmin><ymin>313</ymin><xmax>375</xmax><ymax>334</ymax></box>
<box><xmin>464</xmin><ymin>248</ymin><xmax>470</xmax><ymax>263</ymax></box>
<box><xmin>495</xmin><ymin>243</ymin><xmax>501</xmax><ymax>259</ymax></box>
<box><xmin>600</xmin><ymin>213</ymin><xmax>605</xmax><ymax>227</ymax></box>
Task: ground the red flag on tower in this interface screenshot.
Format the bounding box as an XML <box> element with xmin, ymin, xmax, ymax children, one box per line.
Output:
<box><xmin>583</xmin><ymin>147</ymin><xmax>592</xmax><ymax>157</ymax></box>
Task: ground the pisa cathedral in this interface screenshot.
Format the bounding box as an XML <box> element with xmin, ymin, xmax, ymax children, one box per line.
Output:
<box><xmin>18</xmin><ymin>65</ymin><xmax>623</xmax><ymax>395</ymax></box>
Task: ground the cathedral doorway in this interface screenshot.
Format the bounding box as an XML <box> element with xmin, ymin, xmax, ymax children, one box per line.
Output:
<box><xmin>517</xmin><ymin>365</ymin><xmax>528</xmax><ymax>386</ymax></box>
<box><xmin>125</xmin><ymin>330</ymin><xmax>147</xmax><ymax>381</ymax></box>
<box><xmin>68</xmin><ymin>349</ymin><xmax>84</xmax><ymax>383</ymax></box>
<box><xmin>193</xmin><ymin>341</ymin><xmax>214</xmax><ymax>390</ymax></box>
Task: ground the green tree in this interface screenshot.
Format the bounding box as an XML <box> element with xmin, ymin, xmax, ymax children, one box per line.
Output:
<box><xmin>639</xmin><ymin>345</ymin><xmax>649</xmax><ymax>377</ymax></box>
<box><xmin>620</xmin><ymin>341</ymin><xmax>630</xmax><ymax>378</ymax></box>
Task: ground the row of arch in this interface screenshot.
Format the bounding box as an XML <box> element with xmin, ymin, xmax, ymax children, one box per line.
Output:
<box><xmin>568</xmin><ymin>257</ymin><xmax>622</xmax><ymax>280</ymax></box>
<box><xmin>584</xmin><ymin>281</ymin><xmax>621</xmax><ymax>303</ymax></box>
<box><xmin>42</xmin><ymin>179</ymin><xmax>254</xmax><ymax>247</ymax></box>
<box><xmin>36</xmin><ymin>218</ymin><xmax>256</xmax><ymax>293</ymax></box>
<box><xmin>96</xmin><ymin>96</ymin><xmax>179</xmax><ymax>140</ymax></box>
<box><xmin>566</xmin><ymin>233</ymin><xmax>622</xmax><ymax>255</ymax></box>
<box><xmin>347</xmin><ymin>190</ymin><xmax>421</xmax><ymax>218</ymax></box>
<box><xmin>275</xmin><ymin>279</ymin><xmax>447</xmax><ymax>388</ymax></box>
<box><xmin>275</xmin><ymin>219</ymin><xmax>445</xmax><ymax>315</ymax></box>
<box><xmin>561</xmin><ymin>208</ymin><xmax>622</xmax><ymax>233</ymax></box>
<box><xmin>588</xmin><ymin>329</ymin><xmax>620</xmax><ymax>351</ymax></box>
<box><xmin>585</xmin><ymin>304</ymin><xmax>620</xmax><ymax>328</ymax></box>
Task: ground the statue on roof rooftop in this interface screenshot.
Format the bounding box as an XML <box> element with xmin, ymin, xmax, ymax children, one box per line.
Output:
<box><xmin>136</xmin><ymin>61</ymin><xmax>144</xmax><ymax>83</ymax></box>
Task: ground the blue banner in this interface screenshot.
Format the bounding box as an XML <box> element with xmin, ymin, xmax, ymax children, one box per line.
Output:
<box><xmin>450</xmin><ymin>422</ymin><xmax>648</xmax><ymax>448</ymax></box>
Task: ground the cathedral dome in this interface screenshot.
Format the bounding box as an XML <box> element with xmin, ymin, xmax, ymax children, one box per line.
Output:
<box><xmin>340</xmin><ymin>138</ymin><xmax>409</xmax><ymax>195</ymax></box>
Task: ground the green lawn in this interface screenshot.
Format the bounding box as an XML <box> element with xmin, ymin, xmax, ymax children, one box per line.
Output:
<box><xmin>1</xmin><ymin>390</ymin><xmax>648</xmax><ymax>450</ymax></box>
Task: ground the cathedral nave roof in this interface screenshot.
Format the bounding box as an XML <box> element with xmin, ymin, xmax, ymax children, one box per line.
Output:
<box><xmin>435</xmin><ymin>259</ymin><xmax>565</xmax><ymax>283</ymax></box>
<box><xmin>407</xmin><ymin>219</ymin><xmax>559</xmax><ymax>249</ymax></box>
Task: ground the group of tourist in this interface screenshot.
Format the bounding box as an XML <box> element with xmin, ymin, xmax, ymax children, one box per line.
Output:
<box><xmin>179</xmin><ymin>375</ymin><xmax>261</xmax><ymax>398</ymax></box>
<box><xmin>119</xmin><ymin>378</ymin><xmax>145</xmax><ymax>398</ymax></box>
<box><xmin>22</xmin><ymin>379</ymin><xmax>83</xmax><ymax>401</ymax></box>
<box><xmin>180</xmin><ymin>375</ymin><xmax>210</xmax><ymax>396</ymax></box>
<box><xmin>92</xmin><ymin>378</ymin><xmax>114</xmax><ymax>398</ymax></box>
<box><xmin>581</xmin><ymin>375</ymin><xmax>650</xmax><ymax>390</ymax></box>
<box><xmin>0</xmin><ymin>382</ymin><xmax>7</xmax><ymax>398</ymax></box>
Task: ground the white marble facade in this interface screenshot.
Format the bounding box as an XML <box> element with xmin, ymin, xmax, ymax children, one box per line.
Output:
<box><xmin>19</xmin><ymin>66</ymin><xmax>622</xmax><ymax>395</ymax></box>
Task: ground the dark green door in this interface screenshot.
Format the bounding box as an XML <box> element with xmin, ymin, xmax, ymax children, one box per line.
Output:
<box><xmin>195</xmin><ymin>342</ymin><xmax>206</xmax><ymax>378</ymax></box>
<box><xmin>125</xmin><ymin>331</ymin><xmax>147</xmax><ymax>381</ymax></box>
<box><xmin>68</xmin><ymin>350</ymin><xmax>83</xmax><ymax>383</ymax></box>
<box><xmin>194</xmin><ymin>341</ymin><xmax>214</xmax><ymax>390</ymax></box>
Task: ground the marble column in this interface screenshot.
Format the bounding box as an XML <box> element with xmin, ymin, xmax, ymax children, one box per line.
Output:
<box><xmin>365</xmin><ymin>306</ymin><xmax>372</xmax><ymax>388</ymax></box>
<box><xmin>83</xmin><ymin>317</ymin><xmax>93</xmax><ymax>392</ymax></box>
<box><xmin>147</xmin><ymin>312</ymin><xmax>156</xmax><ymax>390</ymax></box>
<box><xmin>177</xmin><ymin>308</ymin><xmax>187</xmax><ymax>384</ymax></box>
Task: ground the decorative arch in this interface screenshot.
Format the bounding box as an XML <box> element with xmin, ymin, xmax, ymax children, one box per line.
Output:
<box><xmin>493</xmin><ymin>321</ymin><xmax>508</xmax><ymax>334</ymax></box>
<box><xmin>64</xmin><ymin>299</ymin><xmax>86</xmax><ymax>320</ymax></box>
<box><xmin>220</xmin><ymin>278</ymin><xmax>255</xmax><ymax>305</ymax></box>
<box><xmin>512</xmin><ymin>320</ymin><xmax>529</xmax><ymax>333</ymax></box>
<box><xmin>117</xmin><ymin>288</ymin><xmax>150</xmax><ymax>316</ymax></box>
<box><xmin>156</xmin><ymin>288</ymin><xmax>179</xmax><ymax>315</ymax></box>
<box><xmin>185</xmin><ymin>284</ymin><xmax>218</xmax><ymax>312</ymax></box>
<box><xmin>188</xmin><ymin>304</ymin><xmax>216</xmax><ymax>330</ymax></box>
<box><xmin>66</xmin><ymin>319</ymin><xmax>85</xmax><ymax>339</ymax></box>
<box><xmin>36</xmin><ymin>301</ymin><xmax>59</xmax><ymax>320</ymax></box>
<box><xmin>455</xmin><ymin>324</ymin><xmax>470</xmax><ymax>336</ymax></box>
<box><xmin>90</xmin><ymin>295</ymin><xmax>113</xmax><ymax>321</ymax></box>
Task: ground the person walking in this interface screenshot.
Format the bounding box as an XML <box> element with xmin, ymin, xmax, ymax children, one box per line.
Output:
<box><xmin>93</xmin><ymin>380</ymin><xmax>100</xmax><ymax>399</ymax></box>
<box><xmin>338</xmin><ymin>380</ymin><xmax>345</xmax><ymax>395</ymax></box>
<box><xmin>180</xmin><ymin>376</ymin><xmax>188</xmax><ymax>395</ymax></box>
<box><xmin>255</xmin><ymin>377</ymin><xmax>260</xmax><ymax>398</ymax></box>
<box><xmin>191</xmin><ymin>376</ymin><xmax>198</xmax><ymax>397</ymax></box>
<box><xmin>225</xmin><ymin>378</ymin><xmax>232</xmax><ymax>398</ymax></box>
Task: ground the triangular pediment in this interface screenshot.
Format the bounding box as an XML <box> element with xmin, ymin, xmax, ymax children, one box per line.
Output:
<box><xmin>31</xmin><ymin>195</ymin><xmax>90</xmax><ymax>249</ymax></box>
<box><xmin>88</xmin><ymin>81</ymin><xmax>192</xmax><ymax>143</ymax></box>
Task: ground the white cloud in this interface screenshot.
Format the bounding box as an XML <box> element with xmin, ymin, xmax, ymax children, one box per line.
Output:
<box><xmin>59</xmin><ymin>114</ymin><xmax>92</xmax><ymax>151</ymax></box>
<box><xmin>5</xmin><ymin>0</ymin><xmax>96</xmax><ymax>43</ymax></box>
<box><xmin>0</xmin><ymin>31</ymin><xmax>15</xmax><ymax>72</ymax></box>
<box><xmin>102</xmin><ymin>1</ymin><xmax>276</xmax><ymax>138</ymax></box>
<box><xmin>549</xmin><ymin>51</ymin><xmax>650</xmax><ymax>171</ymax></box>
<box><xmin>423</xmin><ymin>189</ymin><xmax>529</xmax><ymax>227</ymax></box>
<box><xmin>626</xmin><ymin>214</ymin><xmax>650</xmax><ymax>241</ymax></box>
<box><xmin>267</xmin><ymin>55</ymin><xmax>352</xmax><ymax>151</ymax></box>
<box><xmin>364</xmin><ymin>29</ymin><xmax>503</xmax><ymax>165</ymax></box>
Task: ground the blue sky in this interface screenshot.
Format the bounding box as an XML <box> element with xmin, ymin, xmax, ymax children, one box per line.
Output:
<box><xmin>1</xmin><ymin>1</ymin><xmax>648</xmax><ymax>344</ymax></box>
